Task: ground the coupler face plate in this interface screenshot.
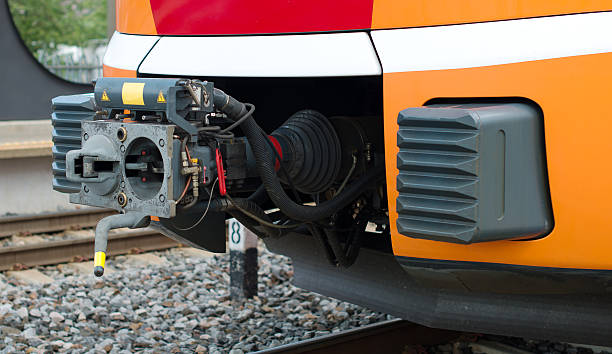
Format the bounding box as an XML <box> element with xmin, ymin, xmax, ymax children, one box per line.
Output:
<box><xmin>67</xmin><ymin>120</ymin><xmax>177</xmax><ymax>218</ymax></box>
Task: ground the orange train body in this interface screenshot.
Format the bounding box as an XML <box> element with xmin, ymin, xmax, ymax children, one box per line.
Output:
<box><xmin>371</xmin><ymin>0</ymin><xmax>612</xmax><ymax>29</ymax></box>
<box><xmin>385</xmin><ymin>53</ymin><xmax>612</xmax><ymax>270</ymax></box>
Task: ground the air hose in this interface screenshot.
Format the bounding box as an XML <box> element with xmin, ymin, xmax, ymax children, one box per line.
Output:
<box><xmin>213</xmin><ymin>89</ymin><xmax>385</xmax><ymax>222</ymax></box>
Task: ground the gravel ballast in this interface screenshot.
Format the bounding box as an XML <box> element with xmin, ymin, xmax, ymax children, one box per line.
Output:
<box><xmin>0</xmin><ymin>244</ymin><xmax>609</xmax><ymax>354</ymax></box>
<box><xmin>0</xmin><ymin>246</ymin><xmax>392</xmax><ymax>353</ymax></box>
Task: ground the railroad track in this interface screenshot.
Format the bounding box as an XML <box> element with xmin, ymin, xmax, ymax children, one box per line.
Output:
<box><xmin>0</xmin><ymin>228</ymin><xmax>177</xmax><ymax>271</ymax></box>
<box><xmin>256</xmin><ymin>318</ymin><xmax>461</xmax><ymax>354</ymax></box>
<box><xmin>0</xmin><ymin>208</ymin><xmax>115</xmax><ymax>237</ymax></box>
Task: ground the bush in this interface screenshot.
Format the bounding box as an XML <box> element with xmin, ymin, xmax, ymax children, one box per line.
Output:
<box><xmin>8</xmin><ymin>0</ymin><xmax>106</xmax><ymax>56</ymax></box>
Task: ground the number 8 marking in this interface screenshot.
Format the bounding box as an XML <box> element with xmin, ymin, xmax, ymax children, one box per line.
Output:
<box><xmin>231</xmin><ymin>221</ymin><xmax>241</xmax><ymax>244</ymax></box>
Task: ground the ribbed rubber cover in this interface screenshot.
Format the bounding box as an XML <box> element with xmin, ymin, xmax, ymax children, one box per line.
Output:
<box><xmin>51</xmin><ymin>94</ymin><xmax>95</xmax><ymax>193</ymax></box>
<box><xmin>396</xmin><ymin>109</ymin><xmax>479</xmax><ymax>243</ymax></box>
<box><xmin>273</xmin><ymin>110</ymin><xmax>341</xmax><ymax>194</ymax></box>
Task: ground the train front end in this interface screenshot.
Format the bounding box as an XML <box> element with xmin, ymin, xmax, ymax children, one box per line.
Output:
<box><xmin>50</xmin><ymin>0</ymin><xmax>612</xmax><ymax>345</ymax></box>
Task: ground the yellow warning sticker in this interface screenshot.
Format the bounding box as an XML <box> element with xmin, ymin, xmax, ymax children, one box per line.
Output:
<box><xmin>101</xmin><ymin>89</ymin><xmax>110</xmax><ymax>101</ymax></box>
<box><xmin>157</xmin><ymin>90</ymin><xmax>166</xmax><ymax>103</ymax></box>
<box><xmin>121</xmin><ymin>82</ymin><xmax>145</xmax><ymax>106</ymax></box>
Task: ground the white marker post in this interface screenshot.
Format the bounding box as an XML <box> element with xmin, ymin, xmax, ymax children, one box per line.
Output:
<box><xmin>228</xmin><ymin>218</ymin><xmax>258</xmax><ymax>300</ymax></box>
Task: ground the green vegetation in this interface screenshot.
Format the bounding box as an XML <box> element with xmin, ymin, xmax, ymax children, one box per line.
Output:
<box><xmin>8</xmin><ymin>0</ymin><xmax>107</xmax><ymax>55</ymax></box>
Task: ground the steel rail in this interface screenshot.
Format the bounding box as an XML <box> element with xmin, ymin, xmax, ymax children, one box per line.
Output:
<box><xmin>0</xmin><ymin>228</ymin><xmax>177</xmax><ymax>271</ymax></box>
<box><xmin>0</xmin><ymin>208</ymin><xmax>116</xmax><ymax>237</ymax></box>
<box><xmin>255</xmin><ymin>318</ymin><xmax>460</xmax><ymax>353</ymax></box>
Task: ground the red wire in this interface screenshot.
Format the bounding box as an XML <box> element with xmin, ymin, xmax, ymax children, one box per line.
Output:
<box><xmin>176</xmin><ymin>177</ymin><xmax>191</xmax><ymax>203</ymax></box>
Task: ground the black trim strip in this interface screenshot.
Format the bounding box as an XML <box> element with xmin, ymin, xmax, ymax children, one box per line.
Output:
<box><xmin>396</xmin><ymin>255</ymin><xmax>612</xmax><ymax>275</ymax></box>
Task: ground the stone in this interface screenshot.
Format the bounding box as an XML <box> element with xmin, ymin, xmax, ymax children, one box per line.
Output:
<box><xmin>15</xmin><ymin>307</ymin><xmax>27</xmax><ymax>320</ymax></box>
<box><xmin>22</xmin><ymin>328</ymin><xmax>37</xmax><ymax>339</ymax></box>
<box><xmin>97</xmin><ymin>338</ymin><xmax>114</xmax><ymax>352</ymax></box>
<box><xmin>0</xmin><ymin>326</ymin><xmax>20</xmax><ymax>335</ymax></box>
<box><xmin>109</xmin><ymin>312</ymin><xmax>125</xmax><ymax>321</ymax></box>
<box><xmin>49</xmin><ymin>312</ymin><xmax>64</xmax><ymax>324</ymax></box>
<box><xmin>27</xmin><ymin>337</ymin><xmax>43</xmax><ymax>347</ymax></box>
<box><xmin>0</xmin><ymin>304</ymin><xmax>12</xmax><ymax>317</ymax></box>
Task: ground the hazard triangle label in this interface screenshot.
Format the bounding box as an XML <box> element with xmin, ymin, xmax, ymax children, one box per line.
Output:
<box><xmin>101</xmin><ymin>89</ymin><xmax>110</xmax><ymax>101</ymax></box>
<box><xmin>157</xmin><ymin>90</ymin><xmax>166</xmax><ymax>103</ymax></box>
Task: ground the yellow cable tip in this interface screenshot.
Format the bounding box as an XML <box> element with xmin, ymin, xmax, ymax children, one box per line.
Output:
<box><xmin>93</xmin><ymin>251</ymin><xmax>106</xmax><ymax>277</ymax></box>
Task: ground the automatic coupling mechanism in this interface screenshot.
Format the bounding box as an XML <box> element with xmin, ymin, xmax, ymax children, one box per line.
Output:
<box><xmin>58</xmin><ymin>78</ymin><xmax>218</xmax><ymax>276</ymax></box>
<box><xmin>51</xmin><ymin>77</ymin><xmax>385</xmax><ymax>275</ymax></box>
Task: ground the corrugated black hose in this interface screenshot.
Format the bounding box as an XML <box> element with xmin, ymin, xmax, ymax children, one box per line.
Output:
<box><xmin>213</xmin><ymin>89</ymin><xmax>385</xmax><ymax>222</ymax></box>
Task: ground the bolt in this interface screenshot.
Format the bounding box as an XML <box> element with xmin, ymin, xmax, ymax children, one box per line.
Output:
<box><xmin>120</xmin><ymin>181</ymin><xmax>125</xmax><ymax>188</ymax></box>
<box><xmin>117</xmin><ymin>127</ymin><xmax>127</xmax><ymax>142</ymax></box>
<box><xmin>117</xmin><ymin>192</ymin><xmax>128</xmax><ymax>207</ymax></box>
<box><xmin>83</xmin><ymin>133</ymin><xmax>89</xmax><ymax>141</ymax></box>
<box><xmin>159</xmin><ymin>194</ymin><xmax>166</xmax><ymax>202</ymax></box>
<box><xmin>159</xmin><ymin>139</ymin><xmax>165</xmax><ymax>147</ymax></box>
<box><xmin>83</xmin><ymin>185</ymin><xmax>89</xmax><ymax>193</ymax></box>
<box><xmin>120</xmin><ymin>145</ymin><xmax>126</xmax><ymax>153</ymax></box>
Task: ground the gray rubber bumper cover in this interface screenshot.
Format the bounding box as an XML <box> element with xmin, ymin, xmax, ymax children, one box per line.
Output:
<box><xmin>396</xmin><ymin>102</ymin><xmax>553</xmax><ymax>244</ymax></box>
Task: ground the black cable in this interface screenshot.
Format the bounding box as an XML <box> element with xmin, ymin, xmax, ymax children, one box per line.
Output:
<box><xmin>196</xmin><ymin>103</ymin><xmax>253</xmax><ymax>140</ymax></box>
<box><xmin>198</xmin><ymin>126</ymin><xmax>234</xmax><ymax>140</ymax></box>
<box><xmin>258</xmin><ymin>128</ymin><xmax>303</xmax><ymax>204</ymax></box>
<box><xmin>224</xmin><ymin>194</ymin><xmax>300</xmax><ymax>230</ymax></box>
<box><xmin>180</xmin><ymin>135</ymin><xmax>189</xmax><ymax>155</ymax></box>
<box><xmin>198</xmin><ymin>125</ymin><xmax>222</xmax><ymax>132</ymax></box>
<box><xmin>219</xmin><ymin>103</ymin><xmax>254</xmax><ymax>133</ymax></box>
<box><xmin>226</xmin><ymin>210</ymin><xmax>272</xmax><ymax>239</ymax></box>
<box><xmin>247</xmin><ymin>185</ymin><xmax>268</xmax><ymax>204</ymax></box>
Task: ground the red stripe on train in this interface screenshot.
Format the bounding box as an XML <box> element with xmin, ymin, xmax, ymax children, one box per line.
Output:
<box><xmin>149</xmin><ymin>0</ymin><xmax>374</xmax><ymax>35</ymax></box>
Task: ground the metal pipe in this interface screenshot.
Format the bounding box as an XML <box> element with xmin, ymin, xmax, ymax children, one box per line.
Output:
<box><xmin>94</xmin><ymin>213</ymin><xmax>150</xmax><ymax>276</ymax></box>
